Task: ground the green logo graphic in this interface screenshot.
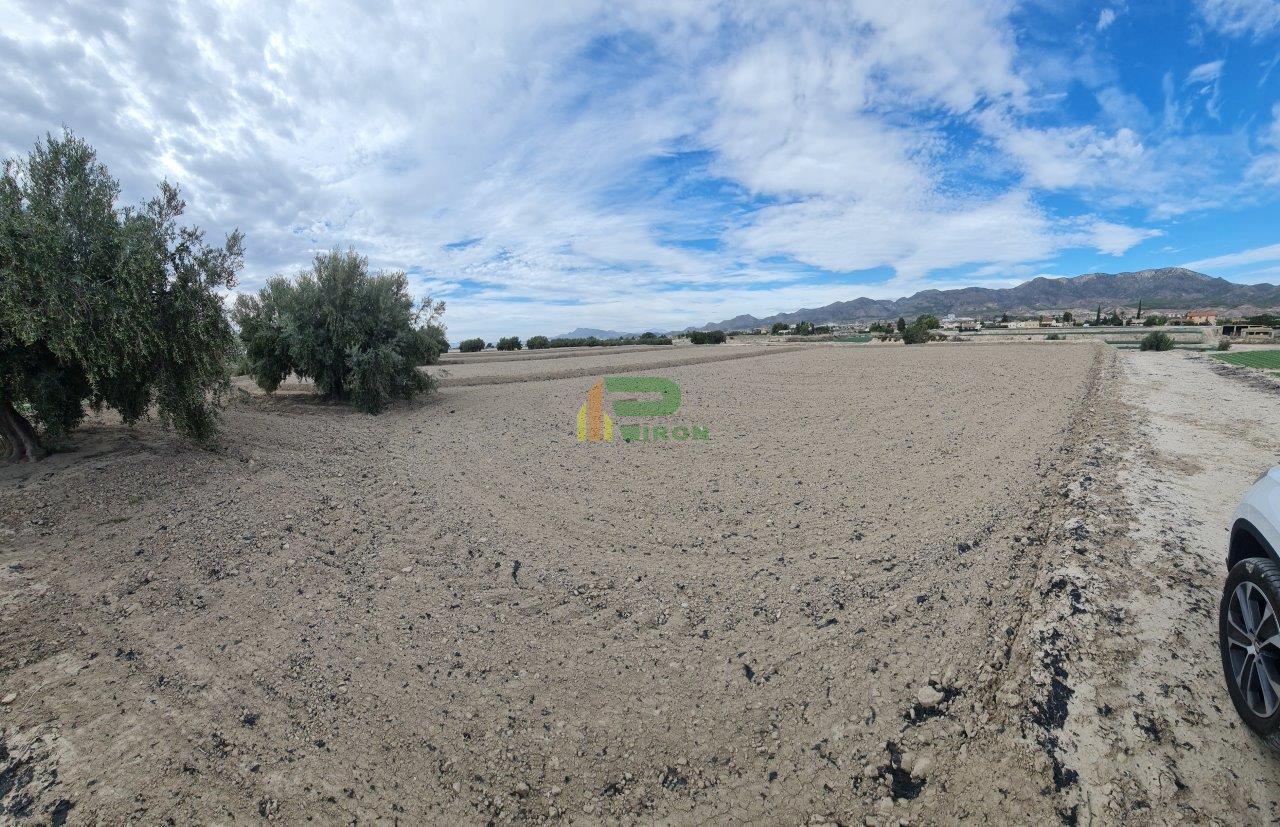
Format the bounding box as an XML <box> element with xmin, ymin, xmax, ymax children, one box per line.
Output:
<box><xmin>576</xmin><ymin>376</ymin><xmax>708</xmax><ymax>443</ymax></box>
<box><xmin>603</xmin><ymin>376</ymin><xmax>680</xmax><ymax>416</ymax></box>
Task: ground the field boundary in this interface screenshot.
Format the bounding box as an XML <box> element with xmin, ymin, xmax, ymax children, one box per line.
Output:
<box><xmin>1208</xmin><ymin>348</ymin><xmax>1280</xmax><ymax>370</ymax></box>
<box><xmin>436</xmin><ymin>345</ymin><xmax>808</xmax><ymax>387</ymax></box>
<box><xmin>438</xmin><ymin>345</ymin><xmax>674</xmax><ymax>365</ymax></box>
<box><xmin>1203</xmin><ymin>352</ymin><xmax>1280</xmax><ymax>391</ymax></box>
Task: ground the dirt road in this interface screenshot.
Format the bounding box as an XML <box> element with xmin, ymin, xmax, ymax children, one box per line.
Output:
<box><xmin>1054</xmin><ymin>351</ymin><xmax>1280</xmax><ymax>823</ymax></box>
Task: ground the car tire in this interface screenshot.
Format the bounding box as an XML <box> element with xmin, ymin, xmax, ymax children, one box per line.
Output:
<box><xmin>1221</xmin><ymin>557</ymin><xmax>1280</xmax><ymax>751</ymax></box>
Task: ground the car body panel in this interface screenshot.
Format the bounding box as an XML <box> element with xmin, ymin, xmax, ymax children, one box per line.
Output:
<box><xmin>1232</xmin><ymin>468</ymin><xmax>1280</xmax><ymax>566</ymax></box>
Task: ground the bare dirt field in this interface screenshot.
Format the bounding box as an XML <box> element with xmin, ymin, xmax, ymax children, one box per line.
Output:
<box><xmin>434</xmin><ymin>343</ymin><xmax>804</xmax><ymax>386</ymax></box>
<box><xmin>1</xmin><ymin>343</ymin><xmax>1277</xmax><ymax>824</ymax></box>
<box><xmin>438</xmin><ymin>345</ymin><xmax>678</xmax><ymax>365</ymax></box>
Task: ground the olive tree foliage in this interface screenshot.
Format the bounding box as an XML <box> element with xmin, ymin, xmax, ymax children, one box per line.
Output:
<box><xmin>234</xmin><ymin>250</ymin><xmax>446</xmax><ymax>413</ymax></box>
<box><xmin>0</xmin><ymin>131</ymin><xmax>242</xmax><ymax>461</ymax></box>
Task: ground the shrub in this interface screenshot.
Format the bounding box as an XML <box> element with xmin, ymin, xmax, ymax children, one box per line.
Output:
<box><xmin>915</xmin><ymin>314</ymin><xmax>941</xmax><ymax>330</ymax></box>
<box><xmin>793</xmin><ymin>321</ymin><xmax>814</xmax><ymax>335</ymax></box>
<box><xmin>1143</xmin><ymin>315</ymin><xmax>1168</xmax><ymax>327</ymax></box>
<box><xmin>1139</xmin><ymin>331</ymin><xmax>1174</xmax><ymax>352</ymax></box>
<box><xmin>689</xmin><ymin>330</ymin><xmax>727</xmax><ymax>344</ymax></box>
<box><xmin>235</xmin><ymin>249</ymin><xmax>444</xmax><ymax>413</ymax></box>
<box><xmin>1217</xmin><ymin>339</ymin><xmax>1232</xmax><ymax>351</ymax></box>
<box><xmin>901</xmin><ymin>323</ymin><xmax>933</xmax><ymax>345</ymax></box>
<box><xmin>1045</xmin><ymin>333</ymin><xmax>1062</xmax><ymax>341</ymax></box>
<box><xmin>527</xmin><ymin>335</ymin><xmax>551</xmax><ymax>349</ymax></box>
<box><xmin>458</xmin><ymin>338</ymin><xmax>485</xmax><ymax>353</ymax></box>
<box><xmin>0</xmin><ymin>131</ymin><xmax>243</xmax><ymax>461</ymax></box>
<box><xmin>496</xmin><ymin>336</ymin><xmax>523</xmax><ymax>351</ymax></box>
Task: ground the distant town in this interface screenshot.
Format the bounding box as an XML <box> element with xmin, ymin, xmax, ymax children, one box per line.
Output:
<box><xmin>702</xmin><ymin>306</ymin><xmax>1277</xmax><ymax>344</ymax></box>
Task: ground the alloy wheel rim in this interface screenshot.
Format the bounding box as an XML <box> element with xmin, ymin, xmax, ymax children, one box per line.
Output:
<box><xmin>1227</xmin><ymin>581</ymin><xmax>1280</xmax><ymax>719</ymax></box>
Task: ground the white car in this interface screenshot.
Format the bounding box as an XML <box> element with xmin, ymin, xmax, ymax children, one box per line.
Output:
<box><xmin>1221</xmin><ymin>467</ymin><xmax>1280</xmax><ymax>748</ymax></box>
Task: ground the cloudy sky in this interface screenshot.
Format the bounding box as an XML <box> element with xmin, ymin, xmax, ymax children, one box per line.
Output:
<box><xmin>4</xmin><ymin>0</ymin><xmax>1280</xmax><ymax>340</ymax></box>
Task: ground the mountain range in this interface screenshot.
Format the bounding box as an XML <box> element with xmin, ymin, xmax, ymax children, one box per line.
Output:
<box><xmin>552</xmin><ymin>327</ymin><xmax>640</xmax><ymax>340</ymax></box>
<box><xmin>684</xmin><ymin>268</ymin><xmax>1280</xmax><ymax>332</ymax></box>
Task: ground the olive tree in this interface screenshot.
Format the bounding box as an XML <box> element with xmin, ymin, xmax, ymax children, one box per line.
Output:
<box><xmin>234</xmin><ymin>249</ymin><xmax>445</xmax><ymax>413</ymax></box>
<box><xmin>0</xmin><ymin>131</ymin><xmax>242</xmax><ymax>461</ymax></box>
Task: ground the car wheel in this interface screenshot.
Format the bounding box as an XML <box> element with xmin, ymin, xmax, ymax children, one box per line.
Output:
<box><xmin>1221</xmin><ymin>557</ymin><xmax>1280</xmax><ymax>750</ymax></box>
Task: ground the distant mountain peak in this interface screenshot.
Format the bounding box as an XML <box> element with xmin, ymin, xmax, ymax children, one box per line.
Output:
<box><xmin>552</xmin><ymin>327</ymin><xmax>640</xmax><ymax>340</ymax></box>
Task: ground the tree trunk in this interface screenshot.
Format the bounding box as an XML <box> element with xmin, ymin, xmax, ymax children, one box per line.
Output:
<box><xmin>0</xmin><ymin>403</ymin><xmax>19</xmax><ymax>461</ymax></box>
<box><xmin>0</xmin><ymin>398</ymin><xmax>44</xmax><ymax>462</ymax></box>
<box><xmin>0</xmin><ymin>414</ymin><xmax>13</xmax><ymax>461</ymax></box>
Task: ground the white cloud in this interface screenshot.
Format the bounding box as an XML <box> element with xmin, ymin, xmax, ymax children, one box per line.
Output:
<box><xmin>0</xmin><ymin>0</ymin><xmax>1262</xmax><ymax>341</ymax></box>
<box><xmin>1078</xmin><ymin>220</ymin><xmax>1163</xmax><ymax>255</ymax></box>
<box><xmin>1247</xmin><ymin>103</ymin><xmax>1280</xmax><ymax>183</ymax></box>
<box><xmin>983</xmin><ymin>117</ymin><xmax>1147</xmax><ymax>190</ymax></box>
<box><xmin>1185</xmin><ymin>59</ymin><xmax>1225</xmax><ymax>119</ymax></box>
<box><xmin>1197</xmin><ymin>0</ymin><xmax>1280</xmax><ymax>38</ymax></box>
<box><xmin>1183</xmin><ymin>243</ymin><xmax>1280</xmax><ymax>270</ymax></box>
<box><xmin>1097</xmin><ymin>8</ymin><xmax>1118</xmax><ymax>30</ymax></box>
<box><xmin>1186</xmin><ymin>59</ymin><xmax>1225</xmax><ymax>84</ymax></box>
<box><xmin>734</xmin><ymin>192</ymin><xmax>1056</xmax><ymax>280</ymax></box>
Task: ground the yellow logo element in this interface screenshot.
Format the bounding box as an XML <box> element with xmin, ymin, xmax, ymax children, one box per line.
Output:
<box><xmin>576</xmin><ymin>379</ymin><xmax>613</xmax><ymax>441</ymax></box>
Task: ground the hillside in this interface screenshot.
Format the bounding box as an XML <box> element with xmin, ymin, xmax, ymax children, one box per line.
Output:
<box><xmin>686</xmin><ymin>268</ymin><xmax>1280</xmax><ymax>331</ymax></box>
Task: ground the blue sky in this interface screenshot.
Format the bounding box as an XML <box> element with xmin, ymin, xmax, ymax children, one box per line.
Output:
<box><xmin>2</xmin><ymin>0</ymin><xmax>1279</xmax><ymax>340</ymax></box>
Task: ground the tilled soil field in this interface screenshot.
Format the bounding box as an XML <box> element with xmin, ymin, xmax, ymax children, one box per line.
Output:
<box><xmin>437</xmin><ymin>345</ymin><xmax>678</xmax><ymax>365</ymax></box>
<box><xmin>0</xmin><ymin>343</ymin><xmax>1259</xmax><ymax>824</ymax></box>
<box><xmin>434</xmin><ymin>343</ymin><xmax>803</xmax><ymax>386</ymax></box>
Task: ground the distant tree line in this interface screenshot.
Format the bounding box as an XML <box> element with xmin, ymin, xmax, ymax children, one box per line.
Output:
<box><xmin>450</xmin><ymin>331</ymin><xmax>675</xmax><ymax>353</ymax></box>
<box><xmin>861</xmin><ymin>315</ymin><xmax>938</xmax><ymax>344</ymax></box>
<box><xmin>769</xmin><ymin>321</ymin><xmax>833</xmax><ymax>336</ymax></box>
<box><xmin>532</xmin><ymin>332</ymin><xmax>672</xmax><ymax>348</ymax></box>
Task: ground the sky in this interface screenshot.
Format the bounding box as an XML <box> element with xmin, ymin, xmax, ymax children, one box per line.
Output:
<box><xmin>2</xmin><ymin>0</ymin><xmax>1279</xmax><ymax>341</ymax></box>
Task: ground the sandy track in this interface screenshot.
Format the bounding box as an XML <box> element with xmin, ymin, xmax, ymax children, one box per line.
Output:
<box><xmin>921</xmin><ymin>349</ymin><xmax>1280</xmax><ymax>824</ymax></box>
<box><xmin>0</xmin><ymin>343</ymin><xmax>1161</xmax><ymax>824</ymax></box>
<box><xmin>1051</xmin><ymin>351</ymin><xmax>1280</xmax><ymax>822</ymax></box>
<box><xmin>435</xmin><ymin>343</ymin><xmax>806</xmax><ymax>386</ymax></box>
